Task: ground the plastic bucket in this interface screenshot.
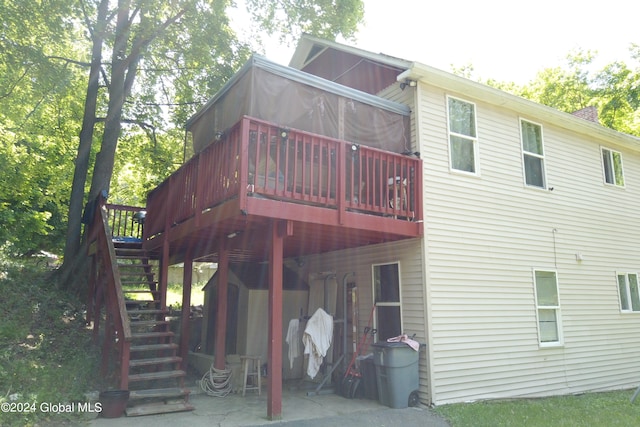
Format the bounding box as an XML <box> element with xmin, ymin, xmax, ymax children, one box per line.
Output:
<box><xmin>99</xmin><ymin>390</ymin><xmax>129</xmax><ymax>418</ymax></box>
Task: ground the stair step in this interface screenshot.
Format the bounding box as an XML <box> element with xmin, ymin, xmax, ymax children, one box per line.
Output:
<box><xmin>126</xmin><ymin>299</ymin><xmax>158</xmax><ymax>305</ymax></box>
<box><xmin>128</xmin><ymin>387</ymin><xmax>190</xmax><ymax>400</ymax></box>
<box><xmin>117</xmin><ymin>263</ymin><xmax>153</xmax><ymax>269</ymax></box>
<box><xmin>122</xmin><ymin>289</ymin><xmax>159</xmax><ymax>293</ymax></box>
<box><xmin>125</xmin><ymin>401</ymin><xmax>194</xmax><ymax>417</ymax></box>
<box><xmin>128</xmin><ymin>369</ymin><xmax>186</xmax><ymax>382</ymax></box>
<box><xmin>121</xmin><ymin>283</ymin><xmax>158</xmax><ymax>289</ymax></box>
<box><xmin>129</xmin><ymin>320</ymin><xmax>169</xmax><ymax>328</ymax></box>
<box><xmin>129</xmin><ymin>356</ymin><xmax>182</xmax><ymax>368</ymax></box>
<box><xmin>116</xmin><ymin>255</ymin><xmax>153</xmax><ymax>261</ymax></box>
<box><xmin>131</xmin><ymin>331</ymin><xmax>175</xmax><ymax>340</ymax></box>
<box><xmin>119</xmin><ymin>271</ymin><xmax>152</xmax><ymax>276</ymax></box>
<box><xmin>130</xmin><ymin>343</ymin><xmax>178</xmax><ymax>352</ymax></box>
<box><xmin>127</xmin><ymin>309</ymin><xmax>167</xmax><ymax>315</ymax></box>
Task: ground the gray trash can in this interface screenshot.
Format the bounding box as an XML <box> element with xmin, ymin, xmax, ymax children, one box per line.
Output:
<box><xmin>372</xmin><ymin>341</ymin><xmax>420</xmax><ymax>408</ymax></box>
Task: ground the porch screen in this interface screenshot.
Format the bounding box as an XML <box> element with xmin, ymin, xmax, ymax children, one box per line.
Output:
<box><xmin>189</xmin><ymin>56</ymin><xmax>410</xmax><ymax>156</ymax></box>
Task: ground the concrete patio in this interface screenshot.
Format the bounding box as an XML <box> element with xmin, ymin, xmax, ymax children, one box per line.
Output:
<box><xmin>89</xmin><ymin>379</ymin><xmax>450</xmax><ymax>427</ymax></box>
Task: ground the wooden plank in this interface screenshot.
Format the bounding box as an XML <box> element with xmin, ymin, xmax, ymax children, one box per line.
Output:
<box><xmin>125</xmin><ymin>401</ymin><xmax>194</xmax><ymax>417</ymax></box>
<box><xmin>129</xmin><ymin>356</ymin><xmax>181</xmax><ymax>367</ymax></box>
<box><xmin>267</xmin><ymin>220</ymin><xmax>284</xmax><ymax>420</ymax></box>
<box><xmin>180</xmin><ymin>250</ymin><xmax>193</xmax><ymax>373</ymax></box>
<box><xmin>128</xmin><ymin>387</ymin><xmax>190</xmax><ymax>400</ymax></box>
<box><xmin>129</xmin><ymin>320</ymin><xmax>169</xmax><ymax>327</ymax></box>
<box><xmin>130</xmin><ymin>343</ymin><xmax>178</xmax><ymax>352</ymax></box>
<box><xmin>214</xmin><ymin>239</ymin><xmax>229</xmax><ymax>370</ymax></box>
<box><xmin>131</xmin><ymin>331</ymin><xmax>174</xmax><ymax>340</ymax></box>
<box><xmin>128</xmin><ymin>369</ymin><xmax>186</xmax><ymax>382</ymax></box>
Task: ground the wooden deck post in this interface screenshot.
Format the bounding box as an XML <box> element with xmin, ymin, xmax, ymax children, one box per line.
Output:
<box><xmin>267</xmin><ymin>220</ymin><xmax>288</xmax><ymax>420</ymax></box>
<box><xmin>180</xmin><ymin>248</ymin><xmax>194</xmax><ymax>373</ymax></box>
<box><xmin>214</xmin><ymin>238</ymin><xmax>229</xmax><ymax>370</ymax></box>
<box><xmin>159</xmin><ymin>238</ymin><xmax>170</xmax><ymax>312</ymax></box>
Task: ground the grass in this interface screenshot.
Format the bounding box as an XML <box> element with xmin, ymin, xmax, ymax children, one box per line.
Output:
<box><xmin>0</xmin><ymin>259</ymin><xmax>101</xmax><ymax>426</ymax></box>
<box><xmin>433</xmin><ymin>390</ymin><xmax>640</xmax><ymax>426</ymax></box>
<box><xmin>0</xmin><ymin>260</ymin><xmax>204</xmax><ymax>426</ymax></box>
<box><xmin>3</xmin><ymin>258</ymin><xmax>640</xmax><ymax>426</ymax></box>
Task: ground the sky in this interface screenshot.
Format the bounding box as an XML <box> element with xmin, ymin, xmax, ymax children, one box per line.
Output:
<box><xmin>232</xmin><ymin>0</ymin><xmax>638</xmax><ymax>84</ymax></box>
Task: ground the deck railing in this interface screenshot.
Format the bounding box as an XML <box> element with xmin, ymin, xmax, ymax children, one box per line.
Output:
<box><xmin>144</xmin><ymin>116</ymin><xmax>422</xmax><ymax>240</ymax></box>
<box><xmin>105</xmin><ymin>203</ymin><xmax>145</xmax><ymax>241</ymax></box>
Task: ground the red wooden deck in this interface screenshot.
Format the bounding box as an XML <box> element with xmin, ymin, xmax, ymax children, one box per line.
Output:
<box><xmin>142</xmin><ymin>116</ymin><xmax>423</xmax><ymax>263</ymax></box>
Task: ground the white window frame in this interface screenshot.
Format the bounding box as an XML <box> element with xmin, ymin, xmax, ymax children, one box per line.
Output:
<box><xmin>601</xmin><ymin>147</ymin><xmax>625</xmax><ymax>187</ymax></box>
<box><xmin>520</xmin><ymin>119</ymin><xmax>547</xmax><ymax>190</ymax></box>
<box><xmin>372</xmin><ymin>261</ymin><xmax>403</xmax><ymax>341</ymax></box>
<box><xmin>617</xmin><ymin>272</ymin><xmax>640</xmax><ymax>313</ymax></box>
<box><xmin>533</xmin><ymin>269</ymin><xmax>563</xmax><ymax>347</ymax></box>
<box><xmin>446</xmin><ymin>96</ymin><xmax>479</xmax><ymax>175</ymax></box>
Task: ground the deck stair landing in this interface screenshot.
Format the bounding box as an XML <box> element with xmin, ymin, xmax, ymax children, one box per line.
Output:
<box><xmin>114</xmin><ymin>243</ymin><xmax>193</xmax><ymax>416</ymax></box>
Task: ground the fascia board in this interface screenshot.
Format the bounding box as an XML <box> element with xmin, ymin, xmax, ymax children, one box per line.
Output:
<box><xmin>399</xmin><ymin>63</ymin><xmax>640</xmax><ymax>152</ymax></box>
<box><xmin>290</xmin><ymin>34</ymin><xmax>411</xmax><ymax>70</ymax></box>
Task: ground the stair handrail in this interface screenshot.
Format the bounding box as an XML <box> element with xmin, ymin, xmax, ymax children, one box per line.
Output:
<box><xmin>89</xmin><ymin>193</ymin><xmax>132</xmax><ymax>388</ymax></box>
<box><xmin>96</xmin><ymin>201</ymin><xmax>132</xmax><ymax>341</ymax></box>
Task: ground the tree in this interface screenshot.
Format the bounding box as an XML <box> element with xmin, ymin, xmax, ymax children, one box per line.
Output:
<box><xmin>486</xmin><ymin>46</ymin><xmax>640</xmax><ymax>137</ymax></box>
<box><xmin>58</xmin><ymin>0</ymin><xmax>364</xmax><ymax>291</ymax></box>
<box><xmin>0</xmin><ymin>0</ymin><xmax>85</xmax><ymax>256</ymax></box>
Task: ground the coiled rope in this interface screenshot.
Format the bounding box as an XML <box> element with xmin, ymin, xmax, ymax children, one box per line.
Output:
<box><xmin>200</xmin><ymin>365</ymin><xmax>233</xmax><ymax>397</ymax></box>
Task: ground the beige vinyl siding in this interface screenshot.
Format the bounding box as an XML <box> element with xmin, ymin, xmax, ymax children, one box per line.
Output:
<box><xmin>418</xmin><ymin>83</ymin><xmax>640</xmax><ymax>404</ymax></box>
<box><xmin>304</xmin><ymin>239</ymin><xmax>429</xmax><ymax>403</ymax></box>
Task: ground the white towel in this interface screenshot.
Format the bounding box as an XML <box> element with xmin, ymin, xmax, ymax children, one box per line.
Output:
<box><xmin>286</xmin><ymin>318</ymin><xmax>300</xmax><ymax>370</ymax></box>
<box><xmin>302</xmin><ymin>308</ymin><xmax>333</xmax><ymax>379</ymax></box>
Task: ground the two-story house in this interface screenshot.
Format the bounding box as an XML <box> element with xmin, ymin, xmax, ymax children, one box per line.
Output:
<box><xmin>87</xmin><ymin>34</ymin><xmax>640</xmax><ymax>418</ymax></box>
<box><xmin>290</xmin><ymin>35</ymin><xmax>640</xmax><ymax>405</ymax></box>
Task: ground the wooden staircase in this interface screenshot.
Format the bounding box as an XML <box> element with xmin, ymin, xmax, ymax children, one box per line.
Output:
<box><xmin>114</xmin><ymin>243</ymin><xmax>193</xmax><ymax>416</ymax></box>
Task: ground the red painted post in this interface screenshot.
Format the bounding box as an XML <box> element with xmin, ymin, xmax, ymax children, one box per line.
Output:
<box><xmin>337</xmin><ymin>142</ymin><xmax>346</xmax><ymax>225</ymax></box>
<box><xmin>120</xmin><ymin>342</ymin><xmax>130</xmax><ymax>390</ymax></box>
<box><xmin>214</xmin><ymin>239</ymin><xmax>229</xmax><ymax>370</ymax></box>
<box><xmin>180</xmin><ymin>249</ymin><xmax>193</xmax><ymax>373</ymax></box>
<box><xmin>86</xmin><ymin>256</ymin><xmax>96</xmax><ymax>326</ymax></box>
<box><xmin>159</xmin><ymin>238</ymin><xmax>170</xmax><ymax>312</ymax></box>
<box><xmin>267</xmin><ymin>220</ymin><xmax>284</xmax><ymax>420</ymax></box>
<box><xmin>239</xmin><ymin>117</ymin><xmax>250</xmax><ymax>213</ymax></box>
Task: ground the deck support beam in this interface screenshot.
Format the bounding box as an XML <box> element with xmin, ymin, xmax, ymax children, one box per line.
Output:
<box><xmin>160</xmin><ymin>238</ymin><xmax>170</xmax><ymax>311</ymax></box>
<box><xmin>267</xmin><ymin>220</ymin><xmax>287</xmax><ymax>420</ymax></box>
<box><xmin>214</xmin><ymin>238</ymin><xmax>229</xmax><ymax>370</ymax></box>
<box><xmin>180</xmin><ymin>248</ymin><xmax>194</xmax><ymax>374</ymax></box>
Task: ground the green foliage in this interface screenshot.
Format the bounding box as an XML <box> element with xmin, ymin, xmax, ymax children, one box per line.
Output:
<box><xmin>434</xmin><ymin>390</ymin><xmax>640</xmax><ymax>427</ymax></box>
<box><xmin>245</xmin><ymin>0</ymin><xmax>364</xmax><ymax>44</ymax></box>
<box><xmin>486</xmin><ymin>46</ymin><xmax>640</xmax><ymax>137</ymax></box>
<box><xmin>0</xmin><ymin>0</ymin><xmax>365</xmax><ymax>260</ymax></box>
<box><xmin>0</xmin><ymin>0</ymin><xmax>87</xmax><ymax>256</ymax></box>
<box><xmin>0</xmin><ymin>259</ymin><xmax>101</xmax><ymax>426</ymax></box>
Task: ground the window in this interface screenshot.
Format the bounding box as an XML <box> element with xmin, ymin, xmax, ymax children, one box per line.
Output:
<box><xmin>521</xmin><ymin>120</ymin><xmax>546</xmax><ymax>189</ymax></box>
<box><xmin>602</xmin><ymin>147</ymin><xmax>625</xmax><ymax>187</ymax></box>
<box><xmin>533</xmin><ymin>270</ymin><xmax>562</xmax><ymax>345</ymax></box>
<box><xmin>447</xmin><ymin>96</ymin><xmax>478</xmax><ymax>174</ymax></box>
<box><xmin>373</xmin><ymin>262</ymin><xmax>402</xmax><ymax>341</ymax></box>
<box><xmin>617</xmin><ymin>273</ymin><xmax>640</xmax><ymax>312</ymax></box>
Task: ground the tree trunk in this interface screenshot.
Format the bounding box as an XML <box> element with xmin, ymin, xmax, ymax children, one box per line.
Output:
<box><xmin>59</xmin><ymin>0</ymin><xmax>109</xmax><ymax>290</ymax></box>
<box><xmin>88</xmin><ymin>0</ymin><xmax>135</xmax><ymax>202</ymax></box>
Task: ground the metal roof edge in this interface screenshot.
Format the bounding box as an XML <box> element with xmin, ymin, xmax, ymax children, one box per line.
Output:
<box><xmin>289</xmin><ymin>33</ymin><xmax>412</xmax><ymax>70</ymax></box>
<box><xmin>187</xmin><ymin>54</ymin><xmax>410</xmax><ymax>129</ymax></box>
